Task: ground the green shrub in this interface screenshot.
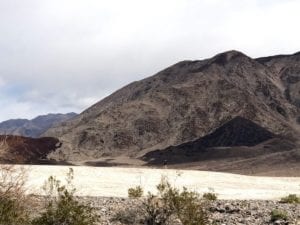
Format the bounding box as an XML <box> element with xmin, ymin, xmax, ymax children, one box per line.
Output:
<box><xmin>280</xmin><ymin>194</ymin><xmax>300</xmax><ymax>204</ymax></box>
<box><xmin>128</xmin><ymin>185</ymin><xmax>144</xmax><ymax>198</ymax></box>
<box><xmin>142</xmin><ymin>177</ymin><xmax>209</xmax><ymax>225</ymax></box>
<box><xmin>270</xmin><ymin>209</ymin><xmax>288</xmax><ymax>222</ymax></box>
<box><xmin>31</xmin><ymin>168</ymin><xmax>99</xmax><ymax>225</ymax></box>
<box><xmin>203</xmin><ymin>192</ymin><xmax>217</xmax><ymax>201</ymax></box>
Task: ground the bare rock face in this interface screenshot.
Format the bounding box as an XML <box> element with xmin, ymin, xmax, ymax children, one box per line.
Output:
<box><xmin>44</xmin><ymin>50</ymin><xmax>300</xmax><ymax>161</ymax></box>
<box><xmin>257</xmin><ymin>52</ymin><xmax>300</xmax><ymax>122</ymax></box>
<box><xmin>0</xmin><ymin>135</ymin><xmax>59</xmax><ymax>163</ymax></box>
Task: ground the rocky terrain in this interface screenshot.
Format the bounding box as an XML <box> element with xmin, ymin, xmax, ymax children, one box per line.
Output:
<box><xmin>0</xmin><ymin>135</ymin><xmax>59</xmax><ymax>163</ymax></box>
<box><xmin>32</xmin><ymin>197</ymin><xmax>300</xmax><ymax>225</ymax></box>
<box><xmin>0</xmin><ymin>112</ymin><xmax>77</xmax><ymax>138</ymax></box>
<box><xmin>41</xmin><ymin>50</ymin><xmax>300</xmax><ymax>175</ymax></box>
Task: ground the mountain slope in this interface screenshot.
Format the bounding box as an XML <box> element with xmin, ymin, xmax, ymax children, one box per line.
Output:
<box><xmin>141</xmin><ymin>116</ymin><xmax>295</xmax><ymax>165</ymax></box>
<box><xmin>45</xmin><ymin>50</ymin><xmax>300</xmax><ymax>161</ymax></box>
<box><xmin>257</xmin><ymin>52</ymin><xmax>300</xmax><ymax>122</ymax></box>
<box><xmin>0</xmin><ymin>113</ymin><xmax>77</xmax><ymax>138</ymax></box>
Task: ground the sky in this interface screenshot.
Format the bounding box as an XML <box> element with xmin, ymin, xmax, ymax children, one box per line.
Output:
<box><xmin>0</xmin><ymin>0</ymin><xmax>300</xmax><ymax>121</ymax></box>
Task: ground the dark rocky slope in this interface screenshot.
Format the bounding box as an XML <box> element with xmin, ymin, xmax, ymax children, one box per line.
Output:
<box><xmin>142</xmin><ymin>116</ymin><xmax>277</xmax><ymax>164</ymax></box>
<box><xmin>0</xmin><ymin>135</ymin><xmax>59</xmax><ymax>164</ymax></box>
<box><xmin>142</xmin><ymin>117</ymin><xmax>300</xmax><ymax>176</ymax></box>
<box><xmin>44</xmin><ymin>50</ymin><xmax>300</xmax><ymax>162</ymax></box>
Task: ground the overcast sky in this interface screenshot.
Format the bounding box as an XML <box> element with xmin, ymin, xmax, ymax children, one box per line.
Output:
<box><xmin>0</xmin><ymin>0</ymin><xmax>300</xmax><ymax>121</ymax></box>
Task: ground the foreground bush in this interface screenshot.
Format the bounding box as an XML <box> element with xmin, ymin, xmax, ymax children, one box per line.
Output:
<box><xmin>31</xmin><ymin>168</ymin><xmax>99</xmax><ymax>225</ymax></box>
<box><xmin>128</xmin><ymin>185</ymin><xmax>144</xmax><ymax>198</ymax></box>
<box><xmin>0</xmin><ymin>165</ymin><xmax>30</xmax><ymax>225</ymax></box>
<box><xmin>270</xmin><ymin>209</ymin><xmax>288</xmax><ymax>222</ymax></box>
<box><xmin>202</xmin><ymin>192</ymin><xmax>217</xmax><ymax>201</ymax></box>
<box><xmin>280</xmin><ymin>194</ymin><xmax>300</xmax><ymax>204</ymax></box>
<box><xmin>111</xmin><ymin>208</ymin><xmax>141</xmax><ymax>225</ymax></box>
<box><xmin>142</xmin><ymin>177</ymin><xmax>209</xmax><ymax>225</ymax></box>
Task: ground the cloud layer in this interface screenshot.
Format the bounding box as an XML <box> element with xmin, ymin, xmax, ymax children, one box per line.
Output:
<box><xmin>1</xmin><ymin>0</ymin><xmax>300</xmax><ymax>121</ymax></box>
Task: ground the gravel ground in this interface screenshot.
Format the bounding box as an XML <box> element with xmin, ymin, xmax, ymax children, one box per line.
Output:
<box><xmin>73</xmin><ymin>197</ymin><xmax>300</xmax><ymax>225</ymax></box>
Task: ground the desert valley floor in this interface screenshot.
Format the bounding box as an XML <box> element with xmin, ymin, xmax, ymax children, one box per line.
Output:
<box><xmin>20</xmin><ymin>165</ymin><xmax>300</xmax><ymax>200</ymax></box>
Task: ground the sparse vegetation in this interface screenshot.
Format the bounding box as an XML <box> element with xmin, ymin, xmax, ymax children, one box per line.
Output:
<box><xmin>279</xmin><ymin>194</ymin><xmax>300</xmax><ymax>204</ymax></box>
<box><xmin>0</xmin><ymin>165</ymin><xmax>30</xmax><ymax>225</ymax></box>
<box><xmin>203</xmin><ymin>192</ymin><xmax>218</xmax><ymax>201</ymax></box>
<box><xmin>2</xmin><ymin>164</ymin><xmax>300</xmax><ymax>225</ymax></box>
<box><xmin>143</xmin><ymin>192</ymin><xmax>173</xmax><ymax>225</ymax></box>
<box><xmin>142</xmin><ymin>177</ymin><xmax>209</xmax><ymax>225</ymax></box>
<box><xmin>31</xmin><ymin>168</ymin><xmax>99</xmax><ymax>225</ymax></box>
<box><xmin>128</xmin><ymin>185</ymin><xmax>144</xmax><ymax>198</ymax></box>
<box><xmin>270</xmin><ymin>209</ymin><xmax>288</xmax><ymax>222</ymax></box>
<box><xmin>111</xmin><ymin>208</ymin><xmax>140</xmax><ymax>225</ymax></box>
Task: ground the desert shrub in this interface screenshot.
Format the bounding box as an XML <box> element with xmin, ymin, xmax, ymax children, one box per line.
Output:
<box><xmin>143</xmin><ymin>192</ymin><xmax>173</xmax><ymax>225</ymax></box>
<box><xmin>128</xmin><ymin>185</ymin><xmax>144</xmax><ymax>198</ymax></box>
<box><xmin>173</xmin><ymin>188</ymin><xmax>208</xmax><ymax>225</ymax></box>
<box><xmin>203</xmin><ymin>192</ymin><xmax>217</xmax><ymax>201</ymax></box>
<box><xmin>0</xmin><ymin>165</ymin><xmax>30</xmax><ymax>225</ymax></box>
<box><xmin>142</xmin><ymin>177</ymin><xmax>209</xmax><ymax>225</ymax></box>
<box><xmin>280</xmin><ymin>194</ymin><xmax>300</xmax><ymax>204</ymax></box>
<box><xmin>31</xmin><ymin>168</ymin><xmax>99</xmax><ymax>225</ymax></box>
<box><xmin>270</xmin><ymin>209</ymin><xmax>288</xmax><ymax>222</ymax></box>
<box><xmin>111</xmin><ymin>208</ymin><xmax>140</xmax><ymax>225</ymax></box>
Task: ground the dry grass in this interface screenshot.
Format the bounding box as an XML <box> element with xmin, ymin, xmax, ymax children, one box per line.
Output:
<box><xmin>0</xmin><ymin>164</ymin><xmax>32</xmax><ymax>224</ymax></box>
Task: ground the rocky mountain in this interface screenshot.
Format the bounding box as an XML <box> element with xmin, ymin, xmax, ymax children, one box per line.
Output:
<box><xmin>44</xmin><ymin>50</ymin><xmax>300</xmax><ymax>163</ymax></box>
<box><xmin>0</xmin><ymin>135</ymin><xmax>59</xmax><ymax>164</ymax></box>
<box><xmin>0</xmin><ymin>113</ymin><xmax>77</xmax><ymax>138</ymax></box>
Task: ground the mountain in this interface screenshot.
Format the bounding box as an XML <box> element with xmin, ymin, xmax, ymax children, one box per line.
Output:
<box><xmin>44</xmin><ymin>50</ymin><xmax>300</xmax><ymax>163</ymax></box>
<box><xmin>0</xmin><ymin>135</ymin><xmax>59</xmax><ymax>164</ymax></box>
<box><xmin>0</xmin><ymin>113</ymin><xmax>77</xmax><ymax>138</ymax></box>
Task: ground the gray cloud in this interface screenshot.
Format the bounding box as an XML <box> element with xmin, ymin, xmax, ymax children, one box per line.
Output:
<box><xmin>0</xmin><ymin>0</ymin><xmax>300</xmax><ymax>121</ymax></box>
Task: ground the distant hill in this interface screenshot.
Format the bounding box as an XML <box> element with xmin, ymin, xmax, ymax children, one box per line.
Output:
<box><xmin>0</xmin><ymin>113</ymin><xmax>77</xmax><ymax>138</ymax></box>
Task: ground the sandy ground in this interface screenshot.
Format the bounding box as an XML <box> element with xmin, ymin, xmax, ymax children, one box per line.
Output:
<box><xmin>11</xmin><ymin>165</ymin><xmax>300</xmax><ymax>200</ymax></box>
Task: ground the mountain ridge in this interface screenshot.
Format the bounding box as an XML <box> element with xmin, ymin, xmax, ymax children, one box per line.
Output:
<box><xmin>0</xmin><ymin>112</ymin><xmax>77</xmax><ymax>138</ymax></box>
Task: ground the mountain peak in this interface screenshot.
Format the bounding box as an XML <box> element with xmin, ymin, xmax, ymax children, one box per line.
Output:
<box><xmin>293</xmin><ymin>51</ymin><xmax>300</xmax><ymax>56</ymax></box>
<box><xmin>210</xmin><ymin>50</ymin><xmax>250</xmax><ymax>66</ymax></box>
